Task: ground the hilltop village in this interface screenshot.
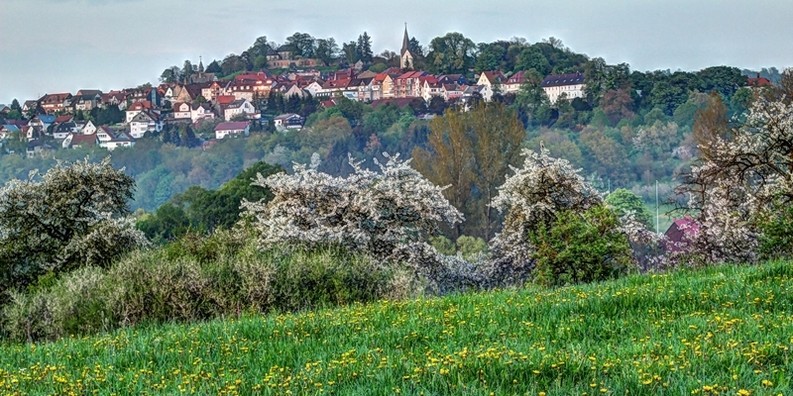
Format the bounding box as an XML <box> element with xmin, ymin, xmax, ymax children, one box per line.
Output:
<box><xmin>0</xmin><ymin>27</ymin><xmax>599</xmax><ymax>157</ymax></box>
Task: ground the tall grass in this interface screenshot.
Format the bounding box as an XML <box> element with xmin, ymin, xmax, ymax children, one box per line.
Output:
<box><xmin>2</xmin><ymin>231</ymin><xmax>402</xmax><ymax>342</ymax></box>
<box><xmin>1</xmin><ymin>261</ymin><xmax>791</xmax><ymax>395</ymax></box>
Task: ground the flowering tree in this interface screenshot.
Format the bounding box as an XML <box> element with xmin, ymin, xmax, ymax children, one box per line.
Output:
<box><xmin>0</xmin><ymin>158</ymin><xmax>148</xmax><ymax>296</ymax></box>
<box><xmin>242</xmin><ymin>153</ymin><xmax>463</xmax><ymax>262</ymax></box>
<box><xmin>488</xmin><ymin>146</ymin><xmax>604</xmax><ymax>282</ymax></box>
<box><xmin>676</xmin><ymin>98</ymin><xmax>793</xmax><ymax>264</ymax></box>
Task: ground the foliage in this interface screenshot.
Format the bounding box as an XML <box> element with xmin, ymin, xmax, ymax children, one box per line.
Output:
<box><xmin>489</xmin><ymin>147</ymin><xmax>602</xmax><ymax>283</ymax></box>
<box><xmin>2</xmin><ymin>231</ymin><xmax>398</xmax><ymax>342</ymax></box>
<box><xmin>413</xmin><ymin>103</ymin><xmax>525</xmax><ymax>239</ymax></box>
<box><xmin>529</xmin><ymin>205</ymin><xmax>634</xmax><ymax>287</ymax></box>
<box><xmin>425</xmin><ymin>32</ymin><xmax>477</xmax><ymax>75</ymax></box>
<box><xmin>243</xmin><ymin>153</ymin><xmax>462</xmax><ymax>262</ymax></box>
<box><xmin>757</xmin><ymin>198</ymin><xmax>793</xmax><ymax>260</ymax></box>
<box><xmin>2</xmin><ymin>262</ymin><xmax>792</xmax><ymax>394</ymax></box>
<box><xmin>0</xmin><ymin>158</ymin><xmax>147</xmax><ymax>299</ymax></box>
<box><xmin>138</xmin><ymin>161</ymin><xmax>282</xmax><ymax>243</ymax></box>
<box><xmin>605</xmin><ymin>188</ymin><xmax>653</xmax><ymax>227</ymax></box>
<box><xmin>677</xmin><ymin>98</ymin><xmax>793</xmax><ymax>264</ymax></box>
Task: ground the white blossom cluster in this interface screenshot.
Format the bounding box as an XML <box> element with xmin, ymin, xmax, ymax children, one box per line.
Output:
<box><xmin>488</xmin><ymin>147</ymin><xmax>603</xmax><ymax>273</ymax></box>
<box><xmin>680</xmin><ymin>98</ymin><xmax>793</xmax><ymax>264</ymax></box>
<box><xmin>0</xmin><ymin>158</ymin><xmax>148</xmax><ymax>280</ymax></box>
<box><xmin>242</xmin><ymin>153</ymin><xmax>463</xmax><ymax>261</ymax></box>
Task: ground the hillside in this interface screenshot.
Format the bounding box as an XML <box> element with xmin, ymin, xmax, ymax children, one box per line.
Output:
<box><xmin>1</xmin><ymin>262</ymin><xmax>791</xmax><ymax>395</ymax></box>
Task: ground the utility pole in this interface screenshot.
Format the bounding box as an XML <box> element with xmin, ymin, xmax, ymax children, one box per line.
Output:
<box><xmin>655</xmin><ymin>180</ymin><xmax>659</xmax><ymax>235</ymax></box>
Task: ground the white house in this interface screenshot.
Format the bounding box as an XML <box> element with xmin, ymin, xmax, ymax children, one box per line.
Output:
<box><xmin>304</xmin><ymin>81</ymin><xmax>324</xmax><ymax>97</ymax></box>
<box><xmin>223</xmin><ymin>99</ymin><xmax>258</xmax><ymax>121</ymax></box>
<box><xmin>541</xmin><ymin>72</ymin><xmax>586</xmax><ymax>104</ymax></box>
<box><xmin>98</xmin><ymin>128</ymin><xmax>135</xmax><ymax>151</ymax></box>
<box><xmin>214</xmin><ymin>121</ymin><xmax>250</xmax><ymax>139</ymax></box>
<box><xmin>81</xmin><ymin>120</ymin><xmax>98</xmax><ymax>135</ymax></box>
<box><xmin>191</xmin><ymin>103</ymin><xmax>215</xmax><ymax>122</ymax></box>
<box><xmin>273</xmin><ymin>113</ymin><xmax>304</xmax><ymax>131</ymax></box>
<box><xmin>476</xmin><ymin>71</ymin><xmax>507</xmax><ymax>91</ymax></box>
<box><xmin>503</xmin><ymin>71</ymin><xmax>527</xmax><ymax>94</ymax></box>
<box><xmin>125</xmin><ymin>101</ymin><xmax>153</xmax><ymax>123</ymax></box>
<box><xmin>172</xmin><ymin>102</ymin><xmax>192</xmax><ymax>119</ymax></box>
<box><xmin>62</xmin><ymin>132</ymin><xmax>98</xmax><ymax>149</ymax></box>
<box><xmin>129</xmin><ymin>110</ymin><xmax>163</xmax><ymax>138</ymax></box>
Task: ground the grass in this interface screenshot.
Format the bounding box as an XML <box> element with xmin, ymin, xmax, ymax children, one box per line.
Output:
<box><xmin>1</xmin><ymin>262</ymin><xmax>792</xmax><ymax>395</ymax></box>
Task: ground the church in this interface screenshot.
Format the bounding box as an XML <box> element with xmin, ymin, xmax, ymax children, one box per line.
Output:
<box><xmin>400</xmin><ymin>24</ymin><xmax>414</xmax><ymax>70</ymax></box>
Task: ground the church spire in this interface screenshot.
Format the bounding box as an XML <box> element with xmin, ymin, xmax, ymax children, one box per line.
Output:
<box><xmin>401</xmin><ymin>23</ymin><xmax>410</xmax><ymax>55</ymax></box>
<box><xmin>198</xmin><ymin>56</ymin><xmax>204</xmax><ymax>73</ymax></box>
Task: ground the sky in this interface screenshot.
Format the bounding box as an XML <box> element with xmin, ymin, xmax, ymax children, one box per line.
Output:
<box><xmin>1</xmin><ymin>0</ymin><xmax>791</xmax><ymax>104</ymax></box>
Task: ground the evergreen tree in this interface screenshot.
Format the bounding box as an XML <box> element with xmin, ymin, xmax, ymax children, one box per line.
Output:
<box><xmin>356</xmin><ymin>32</ymin><xmax>373</xmax><ymax>63</ymax></box>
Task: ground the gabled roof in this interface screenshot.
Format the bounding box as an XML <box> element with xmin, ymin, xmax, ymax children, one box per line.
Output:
<box><xmin>35</xmin><ymin>114</ymin><xmax>56</xmax><ymax>124</ymax></box>
<box><xmin>541</xmin><ymin>72</ymin><xmax>585</xmax><ymax>87</ymax></box>
<box><xmin>225</xmin><ymin>99</ymin><xmax>250</xmax><ymax>110</ymax></box>
<box><xmin>39</xmin><ymin>93</ymin><xmax>72</xmax><ymax>104</ymax></box>
<box><xmin>273</xmin><ymin>113</ymin><xmax>303</xmax><ymax>121</ymax></box>
<box><xmin>480</xmin><ymin>71</ymin><xmax>507</xmax><ymax>84</ymax></box>
<box><xmin>215</xmin><ymin>121</ymin><xmax>250</xmax><ymax>131</ymax></box>
<box><xmin>747</xmin><ymin>75</ymin><xmax>771</xmax><ymax>87</ymax></box>
<box><xmin>505</xmin><ymin>70</ymin><xmax>527</xmax><ymax>85</ymax></box>
<box><xmin>216</xmin><ymin>95</ymin><xmax>236</xmax><ymax>106</ymax></box>
<box><xmin>54</xmin><ymin>121</ymin><xmax>76</xmax><ymax>132</ymax></box>
<box><xmin>76</xmin><ymin>89</ymin><xmax>102</xmax><ymax>96</ymax></box>
<box><xmin>322</xmin><ymin>79</ymin><xmax>351</xmax><ymax>89</ymax></box>
<box><xmin>131</xmin><ymin>109</ymin><xmax>159</xmax><ymax>123</ymax></box>
<box><xmin>102</xmin><ymin>91</ymin><xmax>126</xmax><ymax>102</ymax></box>
<box><xmin>127</xmin><ymin>101</ymin><xmax>152</xmax><ymax>111</ymax></box>
<box><xmin>55</xmin><ymin>114</ymin><xmax>74</xmax><ymax>123</ymax></box>
<box><xmin>396</xmin><ymin>71</ymin><xmax>426</xmax><ymax>80</ymax></box>
<box><xmin>192</xmin><ymin>102</ymin><xmax>213</xmax><ymax>111</ymax></box>
<box><xmin>71</xmin><ymin>133</ymin><xmax>97</xmax><ymax>146</ymax></box>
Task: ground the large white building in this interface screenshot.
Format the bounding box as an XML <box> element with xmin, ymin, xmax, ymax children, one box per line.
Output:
<box><xmin>541</xmin><ymin>72</ymin><xmax>586</xmax><ymax>104</ymax></box>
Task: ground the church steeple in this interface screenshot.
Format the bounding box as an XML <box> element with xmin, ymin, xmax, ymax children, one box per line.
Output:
<box><xmin>400</xmin><ymin>23</ymin><xmax>414</xmax><ymax>70</ymax></box>
<box><xmin>401</xmin><ymin>23</ymin><xmax>410</xmax><ymax>56</ymax></box>
<box><xmin>198</xmin><ymin>56</ymin><xmax>204</xmax><ymax>73</ymax></box>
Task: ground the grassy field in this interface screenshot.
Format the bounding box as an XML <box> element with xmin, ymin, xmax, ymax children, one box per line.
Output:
<box><xmin>1</xmin><ymin>262</ymin><xmax>792</xmax><ymax>395</ymax></box>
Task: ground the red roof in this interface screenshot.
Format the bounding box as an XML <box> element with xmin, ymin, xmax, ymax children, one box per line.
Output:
<box><xmin>506</xmin><ymin>70</ymin><xmax>527</xmax><ymax>85</ymax></box>
<box><xmin>71</xmin><ymin>133</ymin><xmax>97</xmax><ymax>146</ymax></box>
<box><xmin>40</xmin><ymin>93</ymin><xmax>72</xmax><ymax>104</ymax></box>
<box><xmin>216</xmin><ymin>95</ymin><xmax>236</xmax><ymax>105</ymax></box>
<box><xmin>664</xmin><ymin>217</ymin><xmax>700</xmax><ymax>252</ymax></box>
<box><xmin>481</xmin><ymin>71</ymin><xmax>507</xmax><ymax>84</ymax></box>
<box><xmin>128</xmin><ymin>101</ymin><xmax>152</xmax><ymax>111</ymax></box>
<box><xmin>235</xmin><ymin>71</ymin><xmax>270</xmax><ymax>82</ymax></box>
<box><xmin>747</xmin><ymin>76</ymin><xmax>771</xmax><ymax>87</ymax></box>
<box><xmin>55</xmin><ymin>115</ymin><xmax>74</xmax><ymax>123</ymax></box>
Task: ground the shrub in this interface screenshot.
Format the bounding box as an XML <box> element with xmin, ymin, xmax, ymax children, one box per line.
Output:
<box><xmin>488</xmin><ymin>146</ymin><xmax>602</xmax><ymax>283</ymax></box>
<box><xmin>0</xmin><ymin>158</ymin><xmax>147</xmax><ymax>301</ymax></box>
<box><xmin>2</xmin><ymin>233</ymin><xmax>400</xmax><ymax>342</ymax></box>
<box><xmin>242</xmin><ymin>153</ymin><xmax>462</xmax><ymax>262</ymax></box>
<box><xmin>757</xmin><ymin>199</ymin><xmax>793</xmax><ymax>260</ymax></box>
<box><xmin>429</xmin><ymin>235</ymin><xmax>456</xmax><ymax>256</ymax></box>
<box><xmin>456</xmin><ymin>235</ymin><xmax>488</xmax><ymax>262</ymax></box>
<box><xmin>530</xmin><ymin>205</ymin><xmax>635</xmax><ymax>287</ymax></box>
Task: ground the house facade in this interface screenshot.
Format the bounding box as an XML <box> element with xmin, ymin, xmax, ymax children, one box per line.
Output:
<box><xmin>541</xmin><ymin>72</ymin><xmax>586</xmax><ymax>104</ymax></box>
<box><xmin>214</xmin><ymin>121</ymin><xmax>251</xmax><ymax>139</ymax></box>
<box><xmin>129</xmin><ymin>110</ymin><xmax>163</xmax><ymax>138</ymax></box>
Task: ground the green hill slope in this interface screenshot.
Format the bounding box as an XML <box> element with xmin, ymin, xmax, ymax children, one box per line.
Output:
<box><xmin>1</xmin><ymin>262</ymin><xmax>792</xmax><ymax>395</ymax></box>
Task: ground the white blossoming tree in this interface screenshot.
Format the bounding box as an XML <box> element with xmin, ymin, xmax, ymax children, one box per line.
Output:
<box><xmin>488</xmin><ymin>146</ymin><xmax>605</xmax><ymax>282</ymax></box>
<box><xmin>242</xmin><ymin>153</ymin><xmax>463</xmax><ymax>262</ymax></box>
<box><xmin>0</xmin><ymin>158</ymin><xmax>148</xmax><ymax>297</ymax></box>
<box><xmin>676</xmin><ymin>97</ymin><xmax>793</xmax><ymax>264</ymax></box>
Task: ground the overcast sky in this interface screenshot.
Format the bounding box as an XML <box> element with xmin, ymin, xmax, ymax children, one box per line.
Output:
<box><xmin>1</xmin><ymin>0</ymin><xmax>791</xmax><ymax>104</ymax></box>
